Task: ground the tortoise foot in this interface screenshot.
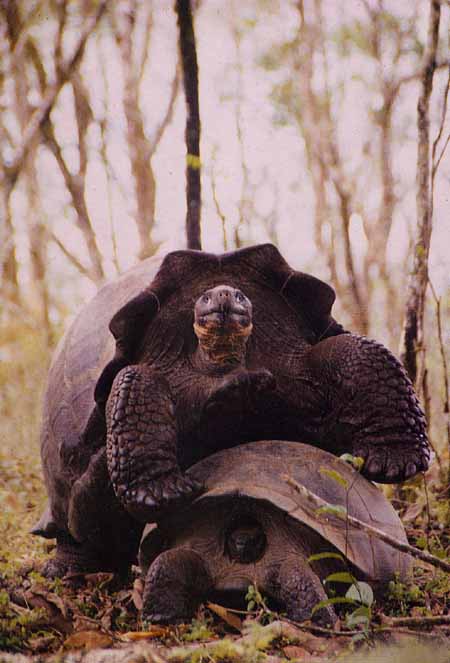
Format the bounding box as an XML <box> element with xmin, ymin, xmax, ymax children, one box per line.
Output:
<box><xmin>43</xmin><ymin>534</ymin><xmax>97</xmax><ymax>578</ymax></box>
<box><xmin>143</xmin><ymin>548</ymin><xmax>212</xmax><ymax>623</ymax></box>
<box><xmin>354</xmin><ymin>438</ymin><xmax>430</xmax><ymax>483</ymax></box>
<box><xmin>41</xmin><ymin>557</ymin><xmax>73</xmax><ymax>579</ymax></box>
<box><xmin>42</xmin><ymin>533</ymin><xmax>131</xmax><ymax>579</ymax></box>
<box><xmin>266</xmin><ymin>558</ymin><xmax>337</xmax><ymax>628</ymax></box>
<box><xmin>125</xmin><ymin>473</ymin><xmax>203</xmax><ymax>523</ymax></box>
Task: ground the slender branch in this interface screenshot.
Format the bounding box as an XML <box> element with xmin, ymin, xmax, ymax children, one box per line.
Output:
<box><xmin>210</xmin><ymin>146</ymin><xmax>228</xmax><ymax>250</ymax></box>
<box><xmin>137</xmin><ymin>3</ymin><xmax>154</xmax><ymax>87</ymax></box>
<box><xmin>5</xmin><ymin>1</ymin><xmax>107</xmax><ymax>188</ymax></box>
<box><xmin>43</xmin><ymin>120</ymin><xmax>104</xmax><ymax>282</ymax></box>
<box><xmin>98</xmin><ymin>117</ymin><xmax>120</xmax><ymax>275</ymax></box>
<box><xmin>147</xmin><ymin>63</ymin><xmax>180</xmax><ymax>156</ymax></box>
<box><xmin>283</xmin><ymin>474</ymin><xmax>450</xmax><ymax>574</ymax></box>
<box><xmin>431</xmin><ymin>61</ymin><xmax>450</xmax><ymax>220</ymax></box>
<box><xmin>46</xmin><ymin>229</ymin><xmax>96</xmax><ymax>282</ymax></box>
<box><xmin>380</xmin><ymin>614</ymin><xmax>450</xmax><ymax>627</ymax></box>
<box><xmin>431</xmin><ymin>63</ymin><xmax>450</xmax><ymax>174</ymax></box>
<box><xmin>428</xmin><ymin>279</ymin><xmax>450</xmax><ymax>481</ymax></box>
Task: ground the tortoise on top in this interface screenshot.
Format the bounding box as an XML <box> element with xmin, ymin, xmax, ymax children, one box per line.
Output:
<box><xmin>139</xmin><ymin>440</ymin><xmax>412</xmax><ymax>625</ymax></box>
<box><xmin>33</xmin><ymin>244</ymin><xmax>429</xmax><ymax>577</ymax></box>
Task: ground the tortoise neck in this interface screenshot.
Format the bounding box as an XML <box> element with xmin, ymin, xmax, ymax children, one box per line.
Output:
<box><xmin>193</xmin><ymin>332</ymin><xmax>249</xmax><ymax>373</ymax></box>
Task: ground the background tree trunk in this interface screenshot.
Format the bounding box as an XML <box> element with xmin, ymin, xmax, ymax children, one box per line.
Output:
<box><xmin>400</xmin><ymin>0</ymin><xmax>441</xmax><ymax>384</ymax></box>
<box><xmin>176</xmin><ymin>0</ymin><xmax>202</xmax><ymax>250</ymax></box>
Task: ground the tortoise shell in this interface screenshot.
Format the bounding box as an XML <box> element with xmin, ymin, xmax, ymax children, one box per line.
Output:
<box><xmin>140</xmin><ymin>440</ymin><xmax>411</xmax><ymax>582</ymax></box>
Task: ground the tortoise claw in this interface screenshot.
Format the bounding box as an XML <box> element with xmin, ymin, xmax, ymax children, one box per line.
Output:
<box><xmin>125</xmin><ymin>474</ymin><xmax>203</xmax><ymax>523</ymax></box>
<box><xmin>354</xmin><ymin>441</ymin><xmax>430</xmax><ymax>484</ymax></box>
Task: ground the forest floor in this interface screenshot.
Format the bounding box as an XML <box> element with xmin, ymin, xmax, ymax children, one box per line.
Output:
<box><xmin>1</xmin><ymin>438</ymin><xmax>449</xmax><ymax>662</ymax></box>
<box><xmin>1</xmin><ymin>332</ymin><xmax>449</xmax><ymax>662</ymax></box>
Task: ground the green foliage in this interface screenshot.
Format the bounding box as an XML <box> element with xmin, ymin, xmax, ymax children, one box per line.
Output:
<box><xmin>182</xmin><ymin>617</ymin><xmax>215</xmax><ymax>642</ymax></box>
<box><xmin>311</xmin><ymin>596</ymin><xmax>358</xmax><ymax>615</ymax></box>
<box><xmin>319</xmin><ymin>467</ymin><xmax>349</xmax><ymax>489</ymax></box>
<box><xmin>308</xmin><ymin>551</ymin><xmax>345</xmax><ymax>564</ymax></box>
<box><xmin>346</xmin><ymin>581</ymin><xmax>374</xmax><ymax>607</ymax></box>
<box><xmin>245</xmin><ymin>584</ymin><xmax>264</xmax><ymax>613</ymax></box>
<box><xmin>316</xmin><ymin>504</ymin><xmax>347</xmax><ymax>518</ymax></box>
<box><xmin>0</xmin><ymin>589</ymin><xmax>48</xmax><ymax>652</ymax></box>
<box><xmin>332</xmin><ymin>20</ymin><xmax>374</xmax><ymax>58</ymax></box>
<box><xmin>386</xmin><ymin>575</ymin><xmax>425</xmax><ymax>614</ymax></box>
<box><xmin>245</xmin><ymin>585</ymin><xmax>274</xmax><ymax>625</ymax></box>
<box><xmin>258</xmin><ymin>39</ymin><xmax>296</xmax><ymax>71</ymax></box>
<box><xmin>340</xmin><ymin>454</ymin><xmax>365</xmax><ymax>472</ymax></box>
<box><xmin>324</xmin><ymin>571</ymin><xmax>356</xmax><ymax>584</ymax></box>
<box><xmin>170</xmin><ymin>620</ymin><xmax>277</xmax><ymax>663</ymax></box>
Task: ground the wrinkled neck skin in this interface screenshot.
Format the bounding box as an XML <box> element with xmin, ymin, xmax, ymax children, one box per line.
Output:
<box><xmin>193</xmin><ymin>323</ymin><xmax>252</xmax><ymax>374</ymax></box>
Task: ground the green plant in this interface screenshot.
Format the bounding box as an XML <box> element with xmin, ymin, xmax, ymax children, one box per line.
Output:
<box><xmin>245</xmin><ymin>584</ymin><xmax>274</xmax><ymax>624</ymax></box>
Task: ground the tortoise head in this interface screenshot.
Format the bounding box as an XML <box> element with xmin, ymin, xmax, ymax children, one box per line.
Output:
<box><xmin>193</xmin><ymin>285</ymin><xmax>253</xmax><ymax>364</ymax></box>
<box><xmin>225</xmin><ymin>514</ymin><xmax>266</xmax><ymax>564</ymax></box>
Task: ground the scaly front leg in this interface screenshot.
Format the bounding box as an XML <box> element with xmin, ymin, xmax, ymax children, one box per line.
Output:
<box><xmin>106</xmin><ymin>366</ymin><xmax>202</xmax><ymax>522</ymax></box>
<box><xmin>306</xmin><ymin>333</ymin><xmax>430</xmax><ymax>483</ymax></box>
<box><xmin>265</xmin><ymin>557</ymin><xmax>337</xmax><ymax>626</ymax></box>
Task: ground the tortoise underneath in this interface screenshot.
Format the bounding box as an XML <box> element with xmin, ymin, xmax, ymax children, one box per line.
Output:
<box><xmin>139</xmin><ymin>441</ymin><xmax>411</xmax><ymax>625</ymax></box>
<box><xmin>32</xmin><ymin>244</ymin><xmax>429</xmax><ymax>578</ymax></box>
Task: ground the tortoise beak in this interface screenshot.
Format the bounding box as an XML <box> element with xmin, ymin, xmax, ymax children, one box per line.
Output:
<box><xmin>194</xmin><ymin>286</ymin><xmax>252</xmax><ymax>332</ymax></box>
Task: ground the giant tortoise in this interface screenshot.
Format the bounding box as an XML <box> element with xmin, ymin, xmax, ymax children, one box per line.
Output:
<box><xmin>32</xmin><ymin>244</ymin><xmax>429</xmax><ymax>576</ymax></box>
<box><xmin>139</xmin><ymin>440</ymin><xmax>412</xmax><ymax>625</ymax></box>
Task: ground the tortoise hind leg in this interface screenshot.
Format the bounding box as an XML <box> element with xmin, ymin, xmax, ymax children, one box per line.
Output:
<box><xmin>266</xmin><ymin>557</ymin><xmax>336</xmax><ymax>627</ymax></box>
<box><xmin>43</xmin><ymin>447</ymin><xmax>142</xmax><ymax>578</ymax></box>
<box><xmin>143</xmin><ymin>548</ymin><xmax>212</xmax><ymax>623</ymax></box>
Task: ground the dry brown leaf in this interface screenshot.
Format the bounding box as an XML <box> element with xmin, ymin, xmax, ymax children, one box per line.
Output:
<box><xmin>84</xmin><ymin>572</ymin><xmax>115</xmax><ymax>587</ymax></box>
<box><xmin>28</xmin><ymin>635</ymin><xmax>57</xmax><ymax>652</ymax></box>
<box><xmin>120</xmin><ymin>627</ymin><xmax>169</xmax><ymax>640</ymax></box>
<box><xmin>101</xmin><ymin>605</ymin><xmax>114</xmax><ymax>631</ymax></box>
<box><xmin>206</xmin><ymin>602</ymin><xmax>243</xmax><ymax>632</ymax></box>
<box><xmin>283</xmin><ymin>645</ymin><xmax>314</xmax><ymax>661</ymax></box>
<box><xmin>132</xmin><ymin>578</ymin><xmax>144</xmax><ymax>611</ymax></box>
<box><xmin>23</xmin><ymin>590</ymin><xmax>73</xmax><ymax>634</ymax></box>
<box><xmin>29</xmin><ymin>586</ymin><xmax>69</xmax><ymax>619</ymax></box>
<box><xmin>63</xmin><ymin>630</ymin><xmax>113</xmax><ymax>650</ymax></box>
<box><xmin>402</xmin><ymin>501</ymin><xmax>424</xmax><ymax>523</ymax></box>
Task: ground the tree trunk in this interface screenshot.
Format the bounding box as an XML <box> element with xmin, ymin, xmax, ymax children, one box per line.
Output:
<box><xmin>400</xmin><ymin>0</ymin><xmax>441</xmax><ymax>383</ymax></box>
<box><xmin>176</xmin><ymin>0</ymin><xmax>202</xmax><ymax>250</ymax></box>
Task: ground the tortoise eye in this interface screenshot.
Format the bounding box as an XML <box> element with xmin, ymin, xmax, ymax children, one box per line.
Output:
<box><xmin>235</xmin><ymin>292</ymin><xmax>244</xmax><ymax>302</ymax></box>
<box><xmin>202</xmin><ymin>295</ymin><xmax>210</xmax><ymax>304</ymax></box>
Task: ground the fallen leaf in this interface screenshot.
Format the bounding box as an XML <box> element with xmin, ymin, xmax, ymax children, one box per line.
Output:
<box><xmin>283</xmin><ymin>645</ymin><xmax>314</xmax><ymax>660</ymax></box>
<box><xmin>23</xmin><ymin>590</ymin><xmax>73</xmax><ymax>634</ymax></box>
<box><xmin>84</xmin><ymin>572</ymin><xmax>115</xmax><ymax>587</ymax></box>
<box><xmin>207</xmin><ymin>602</ymin><xmax>243</xmax><ymax>632</ymax></box>
<box><xmin>402</xmin><ymin>501</ymin><xmax>424</xmax><ymax>523</ymax></box>
<box><xmin>132</xmin><ymin>578</ymin><xmax>144</xmax><ymax>611</ymax></box>
<box><xmin>63</xmin><ymin>630</ymin><xmax>113</xmax><ymax>650</ymax></box>
<box><xmin>120</xmin><ymin>626</ymin><xmax>169</xmax><ymax>640</ymax></box>
<box><xmin>28</xmin><ymin>635</ymin><xmax>57</xmax><ymax>652</ymax></box>
<box><xmin>30</xmin><ymin>586</ymin><xmax>69</xmax><ymax>618</ymax></box>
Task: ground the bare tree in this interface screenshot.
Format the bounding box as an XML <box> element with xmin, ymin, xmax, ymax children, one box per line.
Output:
<box><xmin>0</xmin><ymin>1</ymin><xmax>107</xmax><ymax>300</ymax></box>
<box><xmin>176</xmin><ymin>0</ymin><xmax>202</xmax><ymax>250</ymax></box>
<box><xmin>113</xmin><ymin>1</ymin><xmax>180</xmax><ymax>260</ymax></box>
<box><xmin>293</xmin><ymin>0</ymin><xmax>368</xmax><ymax>332</ymax></box>
<box><xmin>400</xmin><ymin>0</ymin><xmax>442</xmax><ymax>384</ymax></box>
